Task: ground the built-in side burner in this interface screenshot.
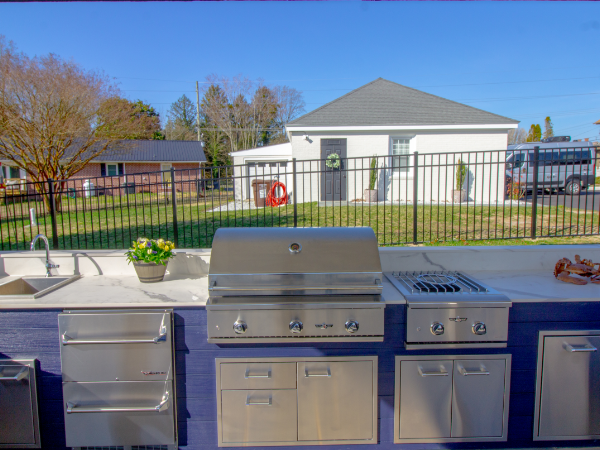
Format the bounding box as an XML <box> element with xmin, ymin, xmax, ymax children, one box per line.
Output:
<box><xmin>384</xmin><ymin>271</ymin><xmax>512</xmax><ymax>349</ymax></box>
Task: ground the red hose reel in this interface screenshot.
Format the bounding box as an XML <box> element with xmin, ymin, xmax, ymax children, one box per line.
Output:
<box><xmin>266</xmin><ymin>180</ymin><xmax>288</xmax><ymax>206</ymax></box>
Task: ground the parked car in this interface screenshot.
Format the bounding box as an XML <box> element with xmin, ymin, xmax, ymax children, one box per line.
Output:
<box><xmin>506</xmin><ymin>142</ymin><xmax>597</xmax><ymax>195</ymax></box>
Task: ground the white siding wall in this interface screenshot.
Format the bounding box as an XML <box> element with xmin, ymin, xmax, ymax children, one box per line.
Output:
<box><xmin>290</xmin><ymin>130</ymin><xmax>508</xmax><ymax>204</ymax></box>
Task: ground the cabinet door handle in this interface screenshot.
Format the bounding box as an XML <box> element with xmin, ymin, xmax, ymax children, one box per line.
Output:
<box><xmin>304</xmin><ymin>367</ymin><xmax>331</xmax><ymax>377</ymax></box>
<box><xmin>245</xmin><ymin>368</ymin><xmax>271</xmax><ymax>379</ymax></box>
<box><xmin>62</xmin><ymin>314</ymin><xmax>168</xmax><ymax>345</ymax></box>
<box><xmin>564</xmin><ymin>343</ymin><xmax>597</xmax><ymax>353</ymax></box>
<box><xmin>459</xmin><ymin>366</ymin><xmax>490</xmax><ymax>376</ymax></box>
<box><xmin>0</xmin><ymin>366</ymin><xmax>28</xmax><ymax>381</ymax></box>
<box><xmin>67</xmin><ymin>391</ymin><xmax>169</xmax><ymax>414</ymax></box>
<box><xmin>418</xmin><ymin>366</ymin><xmax>448</xmax><ymax>377</ymax></box>
<box><xmin>246</xmin><ymin>395</ymin><xmax>272</xmax><ymax>406</ymax></box>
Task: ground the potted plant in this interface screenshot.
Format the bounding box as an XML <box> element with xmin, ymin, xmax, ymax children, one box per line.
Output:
<box><xmin>126</xmin><ymin>237</ymin><xmax>175</xmax><ymax>283</ymax></box>
<box><xmin>452</xmin><ymin>159</ymin><xmax>468</xmax><ymax>203</ymax></box>
<box><xmin>364</xmin><ymin>156</ymin><xmax>378</xmax><ymax>203</ymax></box>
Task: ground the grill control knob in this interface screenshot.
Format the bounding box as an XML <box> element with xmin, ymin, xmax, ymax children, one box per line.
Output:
<box><xmin>431</xmin><ymin>322</ymin><xmax>445</xmax><ymax>335</ymax></box>
<box><xmin>345</xmin><ymin>321</ymin><xmax>359</xmax><ymax>334</ymax></box>
<box><xmin>233</xmin><ymin>320</ymin><xmax>247</xmax><ymax>334</ymax></box>
<box><xmin>472</xmin><ymin>322</ymin><xmax>487</xmax><ymax>335</ymax></box>
<box><xmin>289</xmin><ymin>321</ymin><xmax>303</xmax><ymax>334</ymax></box>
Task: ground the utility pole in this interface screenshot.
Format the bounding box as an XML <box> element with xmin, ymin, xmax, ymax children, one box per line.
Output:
<box><xmin>196</xmin><ymin>81</ymin><xmax>201</xmax><ymax>142</ymax></box>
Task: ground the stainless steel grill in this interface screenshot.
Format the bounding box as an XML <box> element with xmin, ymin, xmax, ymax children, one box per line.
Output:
<box><xmin>207</xmin><ymin>227</ymin><xmax>385</xmax><ymax>343</ymax></box>
<box><xmin>384</xmin><ymin>270</ymin><xmax>512</xmax><ymax>349</ymax></box>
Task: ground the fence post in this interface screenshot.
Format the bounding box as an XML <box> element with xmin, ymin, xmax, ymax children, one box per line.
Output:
<box><xmin>413</xmin><ymin>151</ymin><xmax>419</xmax><ymax>244</ymax></box>
<box><xmin>48</xmin><ymin>178</ymin><xmax>59</xmax><ymax>250</ymax></box>
<box><xmin>292</xmin><ymin>158</ymin><xmax>298</xmax><ymax>228</ymax></box>
<box><xmin>170</xmin><ymin>168</ymin><xmax>178</xmax><ymax>248</ymax></box>
<box><xmin>530</xmin><ymin>146</ymin><xmax>539</xmax><ymax>239</ymax></box>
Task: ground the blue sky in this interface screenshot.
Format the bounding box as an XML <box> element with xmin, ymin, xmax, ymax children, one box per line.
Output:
<box><xmin>1</xmin><ymin>1</ymin><xmax>599</xmax><ymax>141</ymax></box>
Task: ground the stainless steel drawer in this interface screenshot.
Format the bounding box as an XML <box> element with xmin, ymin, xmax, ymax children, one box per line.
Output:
<box><xmin>59</xmin><ymin>310</ymin><xmax>173</xmax><ymax>381</ymax></box>
<box><xmin>221</xmin><ymin>389</ymin><xmax>297</xmax><ymax>444</ymax></box>
<box><xmin>0</xmin><ymin>360</ymin><xmax>40</xmax><ymax>448</ymax></box>
<box><xmin>220</xmin><ymin>363</ymin><xmax>296</xmax><ymax>390</ymax></box>
<box><xmin>63</xmin><ymin>380</ymin><xmax>175</xmax><ymax>447</ymax></box>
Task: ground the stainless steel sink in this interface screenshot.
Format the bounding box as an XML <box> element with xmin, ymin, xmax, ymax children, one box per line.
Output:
<box><xmin>0</xmin><ymin>275</ymin><xmax>81</xmax><ymax>299</ymax></box>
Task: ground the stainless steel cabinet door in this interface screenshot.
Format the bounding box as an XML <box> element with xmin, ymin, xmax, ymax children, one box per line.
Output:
<box><xmin>63</xmin><ymin>380</ymin><xmax>175</xmax><ymax>447</ymax></box>
<box><xmin>0</xmin><ymin>365</ymin><xmax>36</xmax><ymax>445</ymax></box>
<box><xmin>451</xmin><ymin>359</ymin><xmax>506</xmax><ymax>438</ymax></box>
<box><xmin>221</xmin><ymin>390</ymin><xmax>297</xmax><ymax>443</ymax></box>
<box><xmin>297</xmin><ymin>360</ymin><xmax>374</xmax><ymax>441</ymax></box>
<box><xmin>538</xmin><ymin>335</ymin><xmax>600</xmax><ymax>438</ymax></box>
<box><xmin>399</xmin><ymin>360</ymin><xmax>452</xmax><ymax>439</ymax></box>
<box><xmin>59</xmin><ymin>311</ymin><xmax>172</xmax><ymax>382</ymax></box>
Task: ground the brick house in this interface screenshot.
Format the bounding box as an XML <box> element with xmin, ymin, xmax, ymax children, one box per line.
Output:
<box><xmin>1</xmin><ymin>140</ymin><xmax>207</xmax><ymax>195</ymax></box>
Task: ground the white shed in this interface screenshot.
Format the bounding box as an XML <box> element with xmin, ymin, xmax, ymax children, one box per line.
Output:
<box><xmin>230</xmin><ymin>143</ymin><xmax>293</xmax><ymax>202</ymax></box>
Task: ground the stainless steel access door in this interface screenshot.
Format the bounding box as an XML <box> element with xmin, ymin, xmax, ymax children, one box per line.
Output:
<box><xmin>63</xmin><ymin>380</ymin><xmax>175</xmax><ymax>447</ymax></box>
<box><xmin>399</xmin><ymin>360</ymin><xmax>453</xmax><ymax>439</ymax></box>
<box><xmin>537</xmin><ymin>334</ymin><xmax>600</xmax><ymax>439</ymax></box>
<box><xmin>451</xmin><ymin>359</ymin><xmax>507</xmax><ymax>438</ymax></box>
<box><xmin>297</xmin><ymin>360</ymin><xmax>374</xmax><ymax>441</ymax></box>
<box><xmin>59</xmin><ymin>311</ymin><xmax>173</xmax><ymax>382</ymax></box>
<box><xmin>0</xmin><ymin>361</ymin><xmax>40</xmax><ymax>448</ymax></box>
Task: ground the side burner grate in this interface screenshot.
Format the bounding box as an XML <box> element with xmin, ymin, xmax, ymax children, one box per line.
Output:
<box><xmin>388</xmin><ymin>271</ymin><xmax>490</xmax><ymax>294</ymax></box>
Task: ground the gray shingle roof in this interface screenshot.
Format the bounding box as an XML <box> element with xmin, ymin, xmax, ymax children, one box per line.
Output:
<box><xmin>288</xmin><ymin>78</ymin><xmax>519</xmax><ymax>127</ymax></box>
<box><xmin>70</xmin><ymin>139</ymin><xmax>206</xmax><ymax>162</ymax></box>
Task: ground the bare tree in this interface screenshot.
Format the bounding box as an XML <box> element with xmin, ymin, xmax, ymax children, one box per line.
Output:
<box><xmin>0</xmin><ymin>36</ymin><xmax>150</xmax><ymax>211</ymax></box>
<box><xmin>508</xmin><ymin>127</ymin><xmax>527</xmax><ymax>145</ymax></box>
<box><xmin>200</xmin><ymin>75</ymin><xmax>305</xmax><ymax>152</ymax></box>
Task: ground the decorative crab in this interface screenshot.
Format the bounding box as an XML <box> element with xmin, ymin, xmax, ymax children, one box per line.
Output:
<box><xmin>554</xmin><ymin>255</ymin><xmax>600</xmax><ymax>285</ymax></box>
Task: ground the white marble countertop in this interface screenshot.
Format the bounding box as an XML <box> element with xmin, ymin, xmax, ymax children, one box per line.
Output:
<box><xmin>0</xmin><ymin>273</ymin><xmax>209</xmax><ymax>309</ymax></box>
<box><xmin>0</xmin><ymin>244</ymin><xmax>599</xmax><ymax>309</ymax></box>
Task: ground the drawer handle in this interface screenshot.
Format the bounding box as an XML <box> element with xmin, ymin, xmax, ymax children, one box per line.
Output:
<box><xmin>66</xmin><ymin>391</ymin><xmax>170</xmax><ymax>414</ymax></box>
<box><xmin>564</xmin><ymin>343</ymin><xmax>598</xmax><ymax>353</ymax></box>
<box><xmin>304</xmin><ymin>367</ymin><xmax>331</xmax><ymax>377</ymax></box>
<box><xmin>418</xmin><ymin>366</ymin><xmax>448</xmax><ymax>377</ymax></box>
<box><xmin>0</xmin><ymin>366</ymin><xmax>28</xmax><ymax>381</ymax></box>
<box><xmin>245</xmin><ymin>368</ymin><xmax>271</xmax><ymax>379</ymax></box>
<box><xmin>62</xmin><ymin>319</ymin><xmax>168</xmax><ymax>345</ymax></box>
<box><xmin>459</xmin><ymin>366</ymin><xmax>490</xmax><ymax>376</ymax></box>
<box><xmin>246</xmin><ymin>395</ymin><xmax>272</xmax><ymax>406</ymax></box>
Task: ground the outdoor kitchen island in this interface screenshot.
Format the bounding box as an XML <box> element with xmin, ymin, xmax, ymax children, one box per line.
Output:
<box><xmin>0</xmin><ymin>243</ymin><xmax>598</xmax><ymax>450</ymax></box>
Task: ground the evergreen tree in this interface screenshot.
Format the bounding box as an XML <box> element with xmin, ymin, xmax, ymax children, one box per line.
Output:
<box><xmin>543</xmin><ymin>116</ymin><xmax>554</xmax><ymax>140</ymax></box>
<box><xmin>526</xmin><ymin>124</ymin><xmax>542</xmax><ymax>142</ymax></box>
<box><xmin>165</xmin><ymin>95</ymin><xmax>197</xmax><ymax>141</ymax></box>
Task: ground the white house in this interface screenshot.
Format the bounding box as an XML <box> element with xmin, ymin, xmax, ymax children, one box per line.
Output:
<box><xmin>234</xmin><ymin>78</ymin><xmax>519</xmax><ymax>205</ymax></box>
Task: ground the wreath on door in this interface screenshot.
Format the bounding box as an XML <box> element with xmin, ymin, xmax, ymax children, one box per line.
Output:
<box><xmin>326</xmin><ymin>153</ymin><xmax>341</xmax><ymax>169</ymax></box>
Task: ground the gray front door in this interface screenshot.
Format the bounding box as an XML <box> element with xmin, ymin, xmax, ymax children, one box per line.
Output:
<box><xmin>321</xmin><ymin>139</ymin><xmax>347</xmax><ymax>201</ymax></box>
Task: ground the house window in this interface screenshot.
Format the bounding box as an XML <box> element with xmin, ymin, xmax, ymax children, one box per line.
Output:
<box><xmin>100</xmin><ymin>163</ymin><xmax>124</xmax><ymax>177</ymax></box>
<box><xmin>161</xmin><ymin>163</ymin><xmax>172</xmax><ymax>183</ymax></box>
<box><xmin>391</xmin><ymin>138</ymin><xmax>412</xmax><ymax>175</ymax></box>
<box><xmin>4</xmin><ymin>166</ymin><xmax>21</xmax><ymax>179</ymax></box>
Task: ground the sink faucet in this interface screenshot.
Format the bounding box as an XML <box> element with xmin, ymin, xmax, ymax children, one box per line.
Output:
<box><xmin>30</xmin><ymin>234</ymin><xmax>59</xmax><ymax>277</ymax></box>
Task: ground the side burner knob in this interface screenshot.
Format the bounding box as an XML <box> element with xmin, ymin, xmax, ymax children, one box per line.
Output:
<box><xmin>345</xmin><ymin>321</ymin><xmax>359</xmax><ymax>334</ymax></box>
<box><xmin>289</xmin><ymin>321</ymin><xmax>304</xmax><ymax>334</ymax></box>
<box><xmin>233</xmin><ymin>320</ymin><xmax>248</xmax><ymax>334</ymax></box>
<box><xmin>472</xmin><ymin>322</ymin><xmax>487</xmax><ymax>335</ymax></box>
<box><xmin>431</xmin><ymin>322</ymin><xmax>445</xmax><ymax>335</ymax></box>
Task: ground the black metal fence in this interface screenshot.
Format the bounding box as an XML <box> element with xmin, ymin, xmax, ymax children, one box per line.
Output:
<box><xmin>2</xmin><ymin>147</ymin><xmax>599</xmax><ymax>250</ymax></box>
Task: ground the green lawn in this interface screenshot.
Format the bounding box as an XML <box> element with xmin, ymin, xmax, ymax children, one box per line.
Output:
<box><xmin>3</xmin><ymin>193</ymin><xmax>599</xmax><ymax>250</ymax></box>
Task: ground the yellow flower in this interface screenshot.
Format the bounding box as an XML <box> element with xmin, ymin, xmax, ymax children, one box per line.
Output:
<box><xmin>164</xmin><ymin>245</ymin><xmax>170</xmax><ymax>252</ymax></box>
<box><xmin>158</xmin><ymin>242</ymin><xmax>165</xmax><ymax>249</ymax></box>
<box><xmin>147</xmin><ymin>249</ymin><xmax>152</xmax><ymax>255</ymax></box>
<box><xmin>157</xmin><ymin>238</ymin><xmax>165</xmax><ymax>245</ymax></box>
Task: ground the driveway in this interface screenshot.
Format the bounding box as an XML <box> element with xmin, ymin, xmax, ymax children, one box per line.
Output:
<box><xmin>524</xmin><ymin>187</ymin><xmax>600</xmax><ymax>211</ymax></box>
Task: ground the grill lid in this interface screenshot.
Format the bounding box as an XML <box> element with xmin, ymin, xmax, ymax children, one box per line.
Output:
<box><xmin>209</xmin><ymin>227</ymin><xmax>383</xmax><ymax>297</ymax></box>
